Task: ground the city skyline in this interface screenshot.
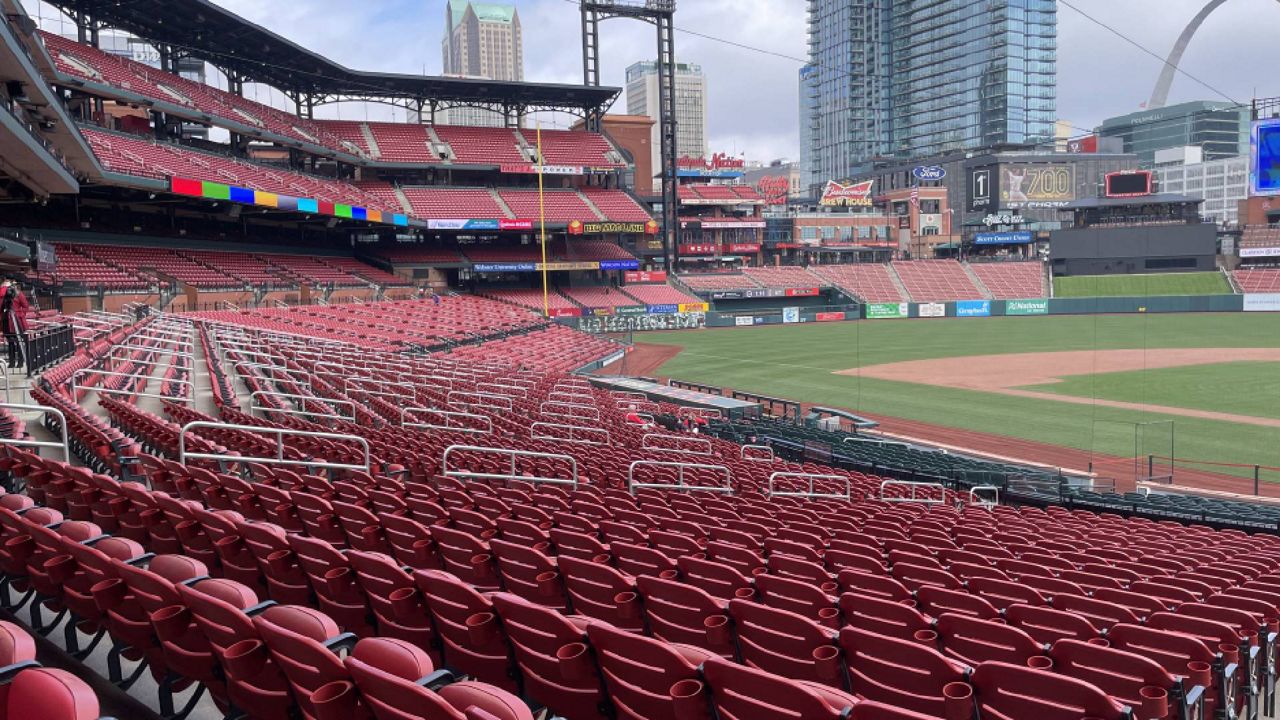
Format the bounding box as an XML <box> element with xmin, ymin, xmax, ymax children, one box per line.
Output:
<box><xmin>18</xmin><ymin>0</ymin><xmax>1280</xmax><ymax>164</ymax></box>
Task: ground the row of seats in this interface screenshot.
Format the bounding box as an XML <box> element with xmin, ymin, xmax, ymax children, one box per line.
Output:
<box><xmin>1234</xmin><ymin>268</ymin><xmax>1280</xmax><ymax>293</ymax></box>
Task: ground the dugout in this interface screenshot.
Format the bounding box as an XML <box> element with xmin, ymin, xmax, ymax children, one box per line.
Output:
<box><xmin>1049</xmin><ymin>195</ymin><xmax>1215</xmax><ymax>276</ymax></box>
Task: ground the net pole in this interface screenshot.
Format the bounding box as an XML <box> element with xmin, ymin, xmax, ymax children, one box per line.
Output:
<box><xmin>537</xmin><ymin>121</ymin><xmax>549</xmax><ymax>318</ymax></box>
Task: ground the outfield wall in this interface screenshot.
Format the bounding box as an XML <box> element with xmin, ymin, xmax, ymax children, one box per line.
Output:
<box><xmin>699</xmin><ymin>293</ymin><xmax>1280</xmax><ymax>327</ymax></box>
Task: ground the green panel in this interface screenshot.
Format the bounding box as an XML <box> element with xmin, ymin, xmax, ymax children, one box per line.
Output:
<box><xmin>866</xmin><ymin>302</ymin><xmax>908</xmax><ymax>319</ymax></box>
<box><xmin>334</xmin><ymin>204</ymin><xmax>353</xmax><ymax>218</ymax></box>
<box><xmin>1006</xmin><ymin>299</ymin><xmax>1049</xmax><ymax>315</ymax></box>
<box><xmin>201</xmin><ymin>182</ymin><xmax>231</xmax><ymax>200</ymax></box>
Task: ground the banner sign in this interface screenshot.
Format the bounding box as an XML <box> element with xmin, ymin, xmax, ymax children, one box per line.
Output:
<box><xmin>473</xmin><ymin>262</ymin><xmax>537</xmax><ymax>273</ymax></box>
<box><xmin>680</xmin><ymin>243</ymin><xmax>718</xmax><ymax>255</ymax></box>
<box><xmin>782</xmin><ymin>307</ymin><xmax>800</xmax><ymax>324</ymax></box>
<box><xmin>735</xmin><ymin>316</ymin><xmax>755</xmax><ymax>326</ymax></box>
<box><xmin>647</xmin><ymin>304</ymin><xmax>679</xmax><ymax>314</ymax></box>
<box><xmin>679</xmin><ymin>302</ymin><xmax>709</xmax><ymax>313</ymax></box>
<box><xmin>819</xmin><ymin>179</ymin><xmax>874</xmax><ymax>207</ymax></box>
<box><xmin>548</xmin><ymin>307</ymin><xmax>582</xmax><ymax>318</ymax></box>
<box><xmin>616</xmin><ymin>305</ymin><xmax>649</xmax><ymax>316</ymax></box>
<box><xmin>912</xmin><ymin>166</ymin><xmax>946</xmax><ymax>181</ymax></box>
<box><xmin>974</xmin><ymin>231</ymin><xmax>1034</xmax><ymax>245</ymax></box>
<box><xmin>710</xmin><ymin>291</ymin><xmax>742</xmax><ymax>300</ymax></box>
<box><xmin>867</xmin><ymin>302</ymin><xmax>907</xmax><ymax>319</ymax></box>
<box><xmin>500</xmin><ymin>219</ymin><xmax>534</xmax><ymax>231</ymax></box>
<box><xmin>1006</xmin><ymin>298</ymin><xmax>1049</xmax><ymax>315</ymax></box>
<box><xmin>727</xmin><ymin>243</ymin><xmax>762</xmax><ymax>253</ymax></box>
<box><xmin>499</xmin><ymin>164</ymin><xmax>583</xmax><ymax>175</ymax></box>
<box><xmin>919</xmin><ymin>302</ymin><xmax>945</xmax><ymax>318</ymax></box>
<box><xmin>956</xmin><ymin>300</ymin><xmax>992</xmax><ymax>317</ymax></box>
<box><xmin>540</xmin><ymin>261</ymin><xmax>601</xmax><ymax>271</ymax></box>
<box><xmin>1243</xmin><ymin>293</ymin><xmax>1280</xmax><ymax>312</ymax></box>
<box><xmin>599</xmin><ymin>259</ymin><xmax>641</xmax><ymax>270</ymax></box>
<box><xmin>569</xmin><ymin>220</ymin><xmax>659</xmax><ymax>235</ymax></box>
<box><xmin>1240</xmin><ymin>247</ymin><xmax>1280</xmax><ymax>258</ymax></box>
<box><xmin>756</xmin><ymin>175</ymin><xmax>791</xmax><ymax>205</ymax></box>
<box><xmin>677</xmin><ymin>152</ymin><xmax>746</xmax><ymax>178</ymax></box>
<box><xmin>170</xmin><ymin>177</ymin><xmax>409</xmax><ymax>227</ymax></box>
<box><xmin>698</xmin><ymin>220</ymin><xmax>766</xmax><ymax>229</ymax></box>
<box><xmin>624</xmin><ymin>270</ymin><xmax>667</xmax><ymax>283</ymax></box>
<box><xmin>428</xmin><ymin>219</ymin><xmax>501</xmax><ymax>230</ymax></box>
<box><xmin>585</xmin><ymin>307</ymin><xmax>615</xmax><ymax>316</ymax></box>
<box><xmin>815</xmin><ymin>311</ymin><xmax>845</xmax><ymax>322</ymax></box>
<box><xmin>785</xmin><ymin>287</ymin><xmax>820</xmax><ymax>297</ymax></box>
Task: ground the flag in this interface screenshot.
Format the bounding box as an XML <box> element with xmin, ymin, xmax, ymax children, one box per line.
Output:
<box><xmin>909</xmin><ymin>185</ymin><xmax>919</xmax><ymax>208</ymax></box>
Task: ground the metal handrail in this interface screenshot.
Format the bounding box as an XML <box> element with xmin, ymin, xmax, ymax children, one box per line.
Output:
<box><xmin>113</xmin><ymin>344</ymin><xmax>194</xmax><ymax>359</ymax></box>
<box><xmin>448</xmin><ymin>391</ymin><xmax>513</xmax><ymax>412</ymax></box>
<box><xmin>879</xmin><ymin>480</ymin><xmax>947</xmax><ymax>505</ymax></box>
<box><xmin>530</xmin><ymin>422</ymin><xmax>610</xmax><ymax>446</ymax></box>
<box><xmin>540</xmin><ymin>401</ymin><xmax>599</xmax><ymax>420</ymax></box>
<box><xmin>177</xmin><ymin>421</ymin><xmax>371</xmax><ymax>471</ymax></box>
<box><xmin>768</xmin><ymin>472</ymin><xmax>850</xmax><ymax>500</ymax></box>
<box><xmin>478</xmin><ymin>382</ymin><xmax>529</xmax><ymax>398</ymax></box>
<box><xmin>249</xmin><ymin>390</ymin><xmax>356</xmax><ymax>421</ymax></box>
<box><xmin>400</xmin><ymin>407</ymin><xmax>492</xmax><ymax>434</ymax></box>
<box><xmin>677</xmin><ymin>407</ymin><xmax>723</xmax><ymax>420</ymax></box>
<box><xmin>968</xmin><ymin>485</ymin><xmax>1000</xmax><ymax>509</ymax></box>
<box><xmin>609</xmin><ymin>391</ymin><xmax>648</xmax><ymax>401</ymax></box>
<box><xmin>548</xmin><ymin>390</ymin><xmax>594</xmax><ymax>404</ymax></box>
<box><xmin>442</xmin><ymin>444</ymin><xmax>578</xmax><ymax>488</ymax></box>
<box><xmin>741</xmin><ymin>444</ymin><xmax>775</xmax><ymax>462</ymax></box>
<box><xmin>642</xmin><ymin>433</ymin><xmax>713</xmax><ymax>456</ymax></box>
<box><xmin>72</xmin><ymin>369</ymin><xmax>194</xmax><ymax>404</ymax></box>
<box><xmin>234</xmin><ymin>363</ymin><xmax>313</xmax><ymax>386</ymax></box>
<box><xmin>627</xmin><ymin>460</ymin><xmax>733</xmax><ymax>494</ymax></box>
<box><xmin>0</xmin><ymin>403</ymin><xmax>69</xmax><ymax>461</ymax></box>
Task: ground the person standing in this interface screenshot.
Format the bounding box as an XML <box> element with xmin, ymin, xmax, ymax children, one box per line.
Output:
<box><xmin>0</xmin><ymin>279</ymin><xmax>29</xmax><ymax>369</ymax></box>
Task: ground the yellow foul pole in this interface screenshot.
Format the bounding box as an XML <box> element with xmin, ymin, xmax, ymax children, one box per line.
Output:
<box><xmin>537</xmin><ymin>121</ymin><xmax>549</xmax><ymax>318</ymax></box>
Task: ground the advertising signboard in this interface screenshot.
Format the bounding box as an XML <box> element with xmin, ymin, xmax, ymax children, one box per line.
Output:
<box><xmin>624</xmin><ymin>270</ymin><xmax>667</xmax><ymax>283</ymax></box>
<box><xmin>956</xmin><ymin>300</ymin><xmax>992</xmax><ymax>317</ymax></box>
<box><xmin>968</xmin><ymin>168</ymin><xmax>995</xmax><ymax>212</ymax></box>
<box><xmin>1243</xmin><ymin>294</ymin><xmax>1280</xmax><ymax>312</ymax></box>
<box><xmin>912</xmin><ymin>166</ymin><xmax>946</xmax><ymax>181</ymax></box>
<box><xmin>1253</xmin><ymin>119</ymin><xmax>1280</xmax><ymax>196</ymax></box>
<box><xmin>815</xmin><ymin>311</ymin><xmax>845</xmax><ymax>322</ymax></box>
<box><xmin>427</xmin><ymin>219</ymin><xmax>501</xmax><ymax>230</ymax></box>
<box><xmin>1006</xmin><ymin>299</ymin><xmax>1049</xmax><ymax>316</ymax></box>
<box><xmin>782</xmin><ymin>307</ymin><xmax>800</xmax><ymax>324</ymax></box>
<box><xmin>599</xmin><ymin>259</ymin><xmax>641</xmax><ymax>270</ymax></box>
<box><xmin>867</xmin><ymin>303</ymin><xmax>907</xmax><ymax>319</ymax></box>
<box><xmin>735</xmin><ymin>316</ymin><xmax>755</xmax><ymax>326</ymax></box>
<box><xmin>818</xmin><ymin>179</ymin><xmax>874</xmax><ymax>207</ymax></box>
<box><xmin>999</xmin><ymin>165</ymin><xmax>1075</xmax><ymax>208</ymax></box>
<box><xmin>570</xmin><ymin>220</ymin><xmax>659</xmax><ymax>235</ymax></box>
<box><xmin>473</xmin><ymin>262</ymin><xmax>537</xmax><ymax>273</ymax></box>
<box><xmin>1240</xmin><ymin>247</ymin><xmax>1280</xmax><ymax>258</ymax></box>
<box><xmin>974</xmin><ymin>231</ymin><xmax>1035</xmax><ymax>245</ymax></box>
<box><xmin>918</xmin><ymin>303</ymin><xmax>945</xmax><ymax>318</ymax></box>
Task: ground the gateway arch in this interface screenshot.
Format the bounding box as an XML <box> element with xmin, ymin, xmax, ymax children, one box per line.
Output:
<box><xmin>1148</xmin><ymin>0</ymin><xmax>1240</xmax><ymax>109</ymax></box>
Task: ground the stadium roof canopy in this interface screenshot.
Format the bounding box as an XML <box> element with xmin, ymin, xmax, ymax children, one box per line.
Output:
<box><xmin>44</xmin><ymin>0</ymin><xmax>618</xmax><ymax>114</ymax></box>
<box><xmin>1062</xmin><ymin>194</ymin><xmax>1204</xmax><ymax>209</ymax></box>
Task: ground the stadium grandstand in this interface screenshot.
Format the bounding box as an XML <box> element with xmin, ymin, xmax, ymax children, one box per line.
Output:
<box><xmin>2</xmin><ymin>3</ymin><xmax>1280</xmax><ymax>720</ymax></box>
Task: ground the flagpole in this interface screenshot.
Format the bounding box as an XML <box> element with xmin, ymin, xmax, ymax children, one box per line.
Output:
<box><xmin>537</xmin><ymin>121</ymin><xmax>549</xmax><ymax>318</ymax></box>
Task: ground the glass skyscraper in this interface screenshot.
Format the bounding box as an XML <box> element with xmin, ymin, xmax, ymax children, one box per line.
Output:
<box><xmin>805</xmin><ymin>0</ymin><xmax>1057</xmax><ymax>188</ymax></box>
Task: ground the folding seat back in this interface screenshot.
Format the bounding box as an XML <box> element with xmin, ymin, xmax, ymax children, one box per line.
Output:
<box><xmin>676</xmin><ymin>556</ymin><xmax>751</xmax><ymax>601</ymax></box>
<box><xmin>0</xmin><ymin>621</ymin><xmax>35</xmax><ymax>707</ymax></box>
<box><xmin>966</xmin><ymin>576</ymin><xmax>1047</xmax><ymax>611</ymax></box>
<box><xmin>61</xmin><ymin>536</ymin><xmax>145</xmax><ymax>632</ymax></box>
<box><xmin>253</xmin><ymin>607</ymin><xmax>361</xmax><ymax>720</ymax></box>
<box><xmin>287</xmin><ymin>534</ymin><xmax>374</xmax><ymax>636</ymax></box>
<box><xmin>837</xmin><ymin>570</ymin><xmax>911</xmax><ymax>603</ymax></box>
<box><xmin>494</xmin><ymin>517</ymin><xmax>550</xmax><ymax>551</ymax></box>
<box><xmin>838</xmin><ymin>593</ymin><xmax>931</xmax><ymax>642</ymax></box>
<box><xmin>969</xmin><ymin>661</ymin><xmax>1130</xmax><ymax>720</ymax></box>
<box><xmin>754</xmin><ymin>573</ymin><xmax>839</xmax><ymax>626</ymax></box>
<box><xmin>346</xmin><ymin>551</ymin><xmax>438</xmax><ymax>658</ymax></box>
<box><xmin>934</xmin><ymin>613</ymin><xmax>1042</xmax><ymax>667</ymax></box>
<box><xmin>837</xmin><ymin>625</ymin><xmax>969</xmax><ymax>717</ymax></box>
<box><xmin>378</xmin><ymin>514</ymin><xmax>441</xmax><ymax>571</ymax></box>
<box><xmin>768</xmin><ymin>554</ymin><xmax>835</xmax><ymax>587</ymax></box>
<box><xmin>175</xmin><ymin>579</ymin><xmax>298</xmax><ymax>717</ymax></box>
<box><xmin>704</xmin><ymin>541</ymin><xmax>763</xmax><ymax>578</ymax></box>
<box><xmin>556</xmin><ymin>556</ymin><xmax>644</xmax><ymax>632</ymax></box>
<box><xmin>487</xmin><ymin>539</ymin><xmax>567</xmax><ymax>611</ymax></box>
<box><xmin>598</xmin><ymin>520</ymin><xmax>647</xmax><ymax>546</ymax></box>
<box><xmin>292</xmin><ymin>492</ymin><xmax>348</xmax><ymax>546</ymax></box>
<box><xmin>234</xmin><ymin>520</ymin><xmax>311</xmax><ymax>604</ymax></box>
<box><xmin>725</xmin><ymin>599</ymin><xmax>843</xmax><ymax>688</ymax></box>
<box><xmin>344</xmin><ymin>637</ymin><xmax>533</xmax><ymax>720</ymax></box>
<box><xmin>612</xmin><ymin>542</ymin><xmax>676</xmax><ymax>578</ymax></box>
<box><xmin>488</xmin><ymin>592</ymin><xmax>608</xmax><ymax>720</ymax></box>
<box><xmin>1049</xmin><ymin>639</ymin><xmax>1191</xmax><ymax>720</ymax></box>
<box><xmin>1005</xmin><ymin>603</ymin><xmax>1101</xmax><ymax>645</ymax></box>
<box><xmin>1110</xmin><ymin>623</ymin><xmax>1229</xmax><ymax>719</ymax></box>
<box><xmin>584</xmin><ymin>621</ymin><xmax>711</xmax><ymax>720</ymax></box>
<box><xmin>549</xmin><ymin>528</ymin><xmax>609</xmax><ymax>563</ymax></box>
<box><xmin>633</xmin><ymin>574</ymin><xmax>734</xmax><ymax>659</ymax></box>
<box><xmin>700</xmin><ymin>656</ymin><xmax>897</xmax><ymax>720</ymax></box>
<box><xmin>334</xmin><ymin>501</ymin><xmax>391</xmax><ymax>554</ymax></box>
<box><xmin>429</xmin><ymin>526</ymin><xmax>500</xmax><ymax>592</ymax></box>
<box><xmin>916</xmin><ymin>585</ymin><xmax>999</xmax><ymax>620</ymax></box>
<box><xmin>411</xmin><ymin>570</ymin><xmax>515</xmax><ymax>692</ymax></box>
<box><xmin>649</xmin><ymin>530</ymin><xmax>702</xmax><ymax>560</ymax></box>
<box><xmin>2</xmin><ymin>667</ymin><xmax>102</xmax><ymax>720</ymax></box>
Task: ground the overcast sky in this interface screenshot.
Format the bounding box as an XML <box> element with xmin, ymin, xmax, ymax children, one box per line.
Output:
<box><xmin>24</xmin><ymin>0</ymin><xmax>1279</xmax><ymax>163</ymax></box>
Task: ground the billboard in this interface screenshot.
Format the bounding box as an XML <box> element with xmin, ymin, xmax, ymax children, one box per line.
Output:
<box><xmin>1006</xmin><ymin>299</ymin><xmax>1048</xmax><ymax>315</ymax></box>
<box><xmin>866</xmin><ymin>302</ymin><xmax>907</xmax><ymax>319</ymax></box>
<box><xmin>1104</xmin><ymin>170</ymin><xmax>1153</xmax><ymax>198</ymax></box>
<box><xmin>974</xmin><ymin>231</ymin><xmax>1034</xmax><ymax>245</ymax></box>
<box><xmin>755</xmin><ymin>175</ymin><xmax>791</xmax><ymax>205</ymax></box>
<box><xmin>956</xmin><ymin>300</ymin><xmax>991</xmax><ymax>317</ymax></box>
<box><xmin>677</xmin><ymin>152</ymin><xmax>746</xmax><ymax>178</ymax></box>
<box><xmin>999</xmin><ymin>165</ymin><xmax>1075</xmax><ymax>208</ymax></box>
<box><xmin>918</xmin><ymin>303</ymin><xmax>945</xmax><ymax>318</ymax></box>
<box><xmin>968</xmin><ymin>167</ymin><xmax>996</xmax><ymax>212</ymax></box>
<box><xmin>1252</xmin><ymin>119</ymin><xmax>1280</xmax><ymax>196</ymax></box>
<box><xmin>819</xmin><ymin>179</ymin><xmax>874</xmax><ymax>207</ymax></box>
<box><xmin>1244</xmin><ymin>294</ymin><xmax>1280</xmax><ymax>312</ymax></box>
<box><xmin>1066</xmin><ymin>135</ymin><xmax>1098</xmax><ymax>153</ymax></box>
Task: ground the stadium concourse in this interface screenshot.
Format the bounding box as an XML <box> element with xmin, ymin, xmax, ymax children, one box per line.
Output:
<box><xmin>0</xmin><ymin>298</ymin><xmax>1275</xmax><ymax>720</ymax></box>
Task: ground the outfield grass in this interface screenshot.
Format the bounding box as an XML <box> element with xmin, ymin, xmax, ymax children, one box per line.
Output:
<box><xmin>641</xmin><ymin>314</ymin><xmax>1280</xmax><ymax>472</ymax></box>
<box><xmin>1052</xmin><ymin>272</ymin><xmax>1231</xmax><ymax>298</ymax></box>
<box><xmin>1025</xmin><ymin>361</ymin><xmax>1280</xmax><ymax>421</ymax></box>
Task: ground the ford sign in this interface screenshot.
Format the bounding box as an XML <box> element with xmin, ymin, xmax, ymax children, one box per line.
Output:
<box><xmin>912</xmin><ymin>166</ymin><xmax>946</xmax><ymax>181</ymax></box>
